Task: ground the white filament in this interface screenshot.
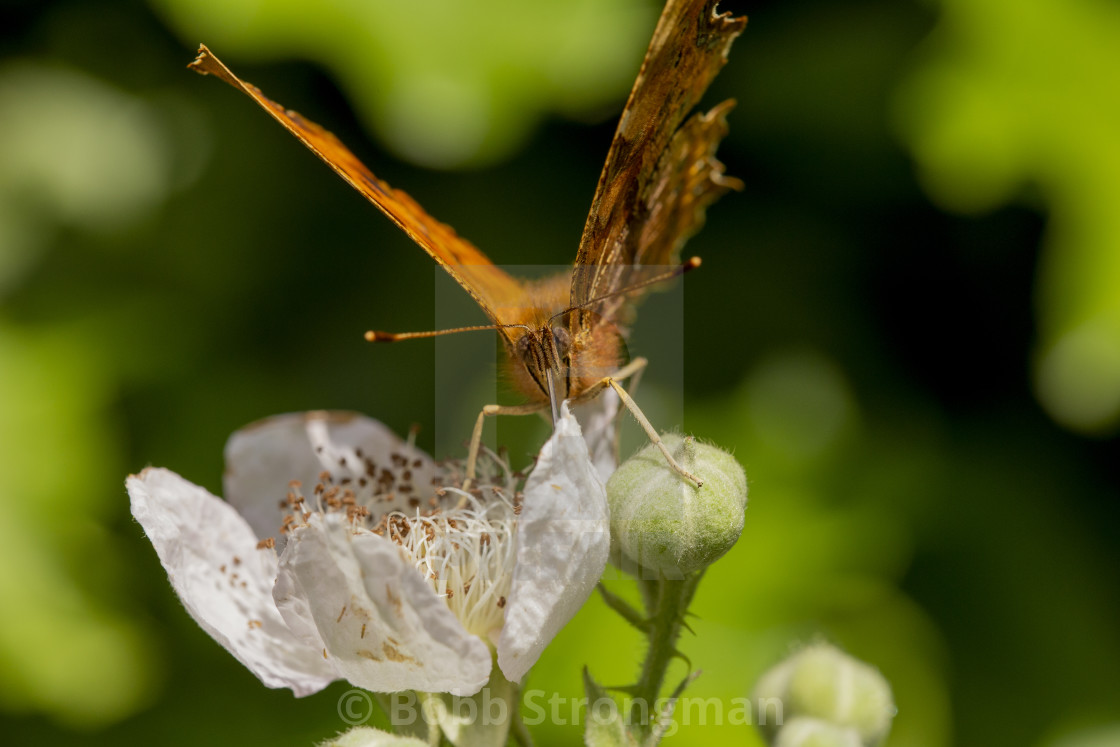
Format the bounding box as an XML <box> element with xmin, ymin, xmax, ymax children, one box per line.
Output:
<box><xmin>381</xmin><ymin>487</ymin><xmax>517</xmax><ymax>641</ymax></box>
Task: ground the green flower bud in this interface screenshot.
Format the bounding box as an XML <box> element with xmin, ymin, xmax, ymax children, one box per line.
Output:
<box><xmin>607</xmin><ymin>435</ymin><xmax>747</xmax><ymax>577</ymax></box>
<box><xmin>753</xmin><ymin>643</ymin><xmax>895</xmax><ymax>747</ymax></box>
<box><xmin>318</xmin><ymin>726</ymin><xmax>428</xmax><ymax>747</ymax></box>
<box><xmin>775</xmin><ymin>718</ymin><xmax>862</xmax><ymax>747</ymax></box>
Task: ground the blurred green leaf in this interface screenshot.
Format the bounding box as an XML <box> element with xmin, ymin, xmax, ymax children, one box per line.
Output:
<box><xmin>0</xmin><ymin>324</ymin><xmax>157</xmax><ymax>727</ymax></box>
<box><xmin>149</xmin><ymin>0</ymin><xmax>656</xmax><ymax>167</ymax></box>
<box><xmin>895</xmin><ymin>0</ymin><xmax>1120</xmax><ymax>433</ymax></box>
<box><xmin>0</xmin><ymin>62</ymin><xmax>179</xmax><ymax>296</ymax></box>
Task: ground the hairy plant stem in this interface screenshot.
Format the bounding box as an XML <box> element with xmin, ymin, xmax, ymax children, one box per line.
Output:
<box><xmin>510</xmin><ymin>683</ymin><xmax>535</xmax><ymax>747</ymax></box>
<box><xmin>629</xmin><ymin>571</ymin><xmax>703</xmax><ymax>740</ymax></box>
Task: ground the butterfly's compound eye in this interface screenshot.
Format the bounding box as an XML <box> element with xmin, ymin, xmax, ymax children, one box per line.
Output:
<box><xmin>516</xmin><ymin>331</ymin><xmax>534</xmax><ymax>359</ymax></box>
<box><xmin>551</xmin><ymin>325</ymin><xmax>571</xmax><ymax>360</ymax></box>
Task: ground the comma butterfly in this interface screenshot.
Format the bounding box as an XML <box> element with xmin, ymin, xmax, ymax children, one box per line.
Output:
<box><xmin>189</xmin><ymin>0</ymin><xmax>745</xmax><ymax>486</ymax></box>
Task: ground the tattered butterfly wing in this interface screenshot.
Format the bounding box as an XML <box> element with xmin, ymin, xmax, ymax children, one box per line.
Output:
<box><xmin>571</xmin><ymin>0</ymin><xmax>745</xmax><ymax>328</ymax></box>
<box><xmin>188</xmin><ymin>46</ymin><xmax>525</xmax><ymax>337</ymax></box>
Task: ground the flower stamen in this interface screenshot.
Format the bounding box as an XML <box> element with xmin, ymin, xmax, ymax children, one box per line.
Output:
<box><xmin>277</xmin><ymin>449</ymin><xmax>521</xmax><ymax>641</ymax></box>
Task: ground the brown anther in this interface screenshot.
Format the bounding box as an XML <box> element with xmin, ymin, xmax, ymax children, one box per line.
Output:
<box><xmin>256</xmin><ymin>537</ymin><xmax>276</xmax><ymax>550</ymax></box>
<box><xmin>497</xmin><ymin>596</ymin><xmax>506</xmax><ymax>608</ymax></box>
<box><xmin>346</xmin><ymin>505</ymin><xmax>371</xmax><ymax>523</ymax></box>
<box><xmin>337</xmin><ymin>605</ymin><xmax>347</xmax><ymax>623</ymax></box>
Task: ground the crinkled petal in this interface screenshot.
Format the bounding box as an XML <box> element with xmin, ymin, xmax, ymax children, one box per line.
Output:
<box><xmin>572</xmin><ymin>388</ymin><xmax>621</xmax><ymax>483</ymax></box>
<box><xmin>274</xmin><ymin>513</ymin><xmax>492</xmax><ymax>696</ymax></box>
<box><xmin>224</xmin><ymin>411</ymin><xmax>438</xmax><ymax>549</ymax></box>
<box><xmin>497</xmin><ymin>403</ymin><xmax>610</xmax><ymax>682</ymax></box>
<box><xmin>127</xmin><ymin>467</ymin><xmax>335</xmax><ymax>696</ymax></box>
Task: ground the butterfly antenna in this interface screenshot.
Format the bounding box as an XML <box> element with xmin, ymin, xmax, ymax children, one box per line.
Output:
<box><xmin>365</xmin><ymin>323</ymin><xmax>531</xmax><ymax>343</ymax></box>
<box><xmin>548</xmin><ymin>256</ymin><xmax>701</xmax><ymax>324</ymax></box>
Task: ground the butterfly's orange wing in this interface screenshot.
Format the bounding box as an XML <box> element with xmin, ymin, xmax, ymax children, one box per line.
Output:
<box><xmin>189</xmin><ymin>46</ymin><xmax>524</xmax><ymax>336</ymax></box>
<box><xmin>571</xmin><ymin>0</ymin><xmax>746</xmax><ymax>325</ymax></box>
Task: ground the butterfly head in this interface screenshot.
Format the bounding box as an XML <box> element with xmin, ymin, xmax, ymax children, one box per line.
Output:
<box><xmin>514</xmin><ymin>323</ymin><xmax>572</xmax><ymax>404</ymax></box>
<box><xmin>510</xmin><ymin>314</ymin><xmax>623</xmax><ymax>416</ymax></box>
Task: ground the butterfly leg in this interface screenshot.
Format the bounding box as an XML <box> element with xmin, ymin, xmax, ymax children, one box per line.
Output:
<box><xmin>463</xmin><ymin>402</ymin><xmax>546</xmax><ymax>491</ymax></box>
<box><xmin>614</xmin><ymin>360</ymin><xmax>644</xmax><ymax>462</ymax></box>
<box><xmin>607</xmin><ymin>379</ymin><xmax>704</xmax><ymax>488</ymax></box>
<box><xmin>574</xmin><ymin>357</ymin><xmax>704</xmax><ymax>488</ymax></box>
<box><xmin>570</xmin><ymin>355</ymin><xmax>648</xmax><ymax>402</ymax></box>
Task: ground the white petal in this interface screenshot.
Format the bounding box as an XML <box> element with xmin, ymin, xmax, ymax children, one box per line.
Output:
<box><xmin>274</xmin><ymin>513</ymin><xmax>492</xmax><ymax>696</ymax></box>
<box><xmin>223</xmin><ymin>411</ymin><xmax>438</xmax><ymax>549</ymax></box>
<box><xmin>127</xmin><ymin>468</ymin><xmax>335</xmax><ymax>696</ymax></box>
<box><xmin>497</xmin><ymin>403</ymin><xmax>610</xmax><ymax>682</ymax></box>
<box><xmin>572</xmin><ymin>389</ymin><xmax>621</xmax><ymax>483</ymax></box>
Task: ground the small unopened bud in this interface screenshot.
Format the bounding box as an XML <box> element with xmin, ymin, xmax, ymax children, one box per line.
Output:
<box><xmin>318</xmin><ymin>726</ymin><xmax>428</xmax><ymax>747</ymax></box>
<box><xmin>607</xmin><ymin>435</ymin><xmax>747</xmax><ymax>576</ymax></box>
<box><xmin>774</xmin><ymin>717</ymin><xmax>862</xmax><ymax>747</ymax></box>
<box><xmin>753</xmin><ymin>643</ymin><xmax>894</xmax><ymax>747</ymax></box>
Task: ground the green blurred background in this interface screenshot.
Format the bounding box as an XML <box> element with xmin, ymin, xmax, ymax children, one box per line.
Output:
<box><xmin>2</xmin><ymin>0</ymin><xmax>1118</xmax><ymax>744</ymax></box>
